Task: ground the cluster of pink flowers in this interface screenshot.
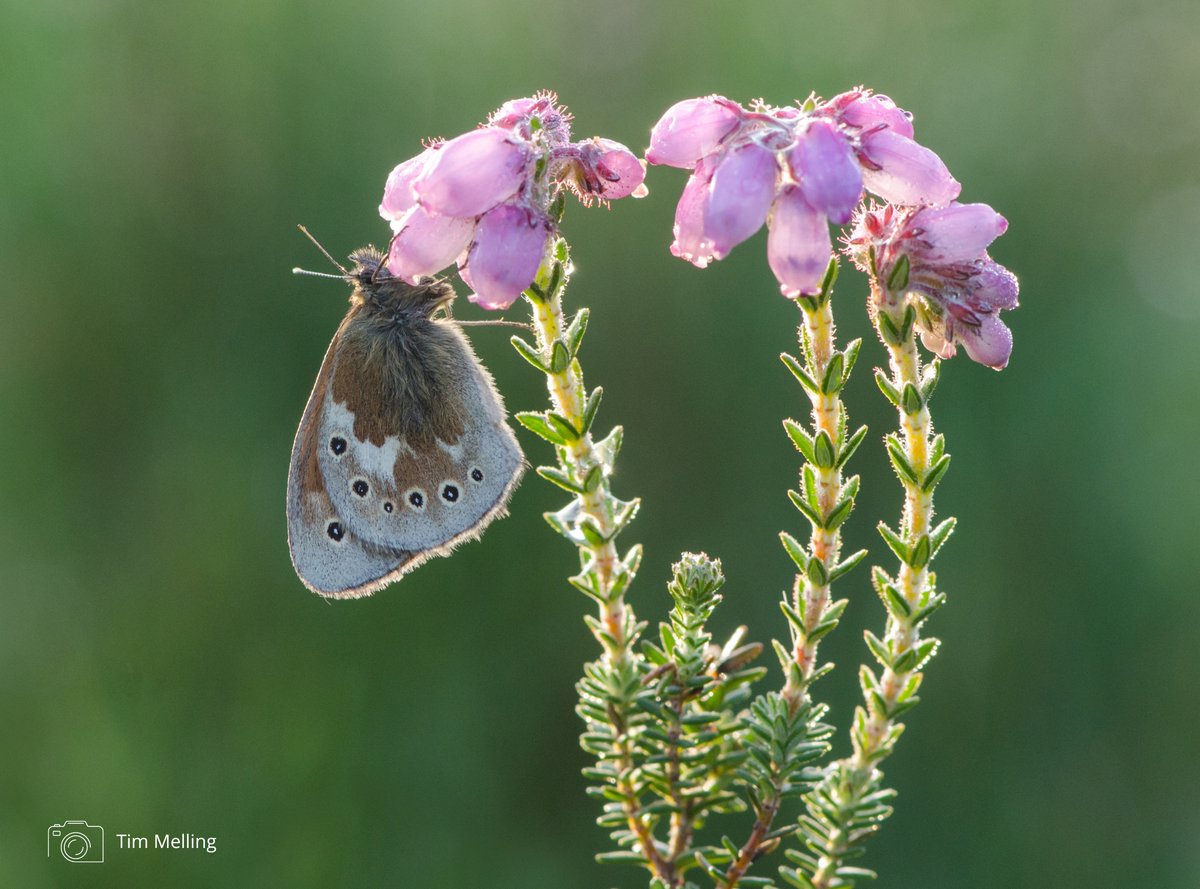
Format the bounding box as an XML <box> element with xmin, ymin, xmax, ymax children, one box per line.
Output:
<box><xmin>379</xmin><ymin>94</ymin><xmax>646</xmax><ymax>309</ymax></box>
<box><xmin>372</xmin><ymin>89</ymin><xmax>1018</xmax><ymax>368</ymax></box>
<box><xmin>845</xmin><ymin>202</ymin><xmax>1018</xmax><ymax>369</ymax></box>
<box><xmin>645</xmin><ymin>90</ymin><xmax>961</xmax><ymax>297</ymax></box>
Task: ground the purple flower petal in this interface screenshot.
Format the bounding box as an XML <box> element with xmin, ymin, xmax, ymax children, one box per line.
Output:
<box><xmin>670</xmin><ymin>159</ymin><xmax>716</xmax><ymax>267</ymax></box>
<box><xmin>704</xmin><ymin>142</ymin><xmax>778</xmax><ymax>259</ymax></box>
<box><xmin>842</xmin><ymin>94</ymin><xmax>914</xmax><ymax>139</ymax></box>
<box><xmin>415</xmin><ymin>127</ymin><xmax>531</xmax><ymax>218</ymax></box>
<box><xmin>861</xmin><ymin>130</ymin><xmax>960</xmax><ymax>207</ymax></box>
<box><xmin>587</xmin><ymin>138</ymin><xmax>647</xmax><ymax>200</ymax></box>
<box><xmin>919</xmin><ymin>325</ymin><xmax>957</xmax><ymax>360</ymax></box>
<box><xmin>958</xmin><ymin>313</ymin><xmax>1013</xmax><ymax>369</ymax></box>
<box><xmin>379</xmin><ymin>151</ymin><xmax>433</xmax><ymax>220</ymax></box>
<box><xmin>914</xmin><ymin>203</ymin><xmax>1008</xmax><ymax>263</ymax></box>
<box><xmin>789</xmin><ymin>120</ymin><xmax>862</xmax><ymax>225</ymax></box>
<box><xmin>461</xmin><ymin>204</ymin><xmax>549</xmax><ymax>310</ymax></box>
<box><xmin>973</xmin><ymin>259</ymin><xmax>1020</xmax><ymax>310</ymax></box>
<box><xmin>768</xmin><ymin>186</ymin><xmax>832</xmax><ymax>296</ymax></box>
<box><xmin>489</xmin><ymin>96</ymin><xmax>541</xmax><ymax>129</ymax></box>
<box><xmin>385</xmin><ymin>206</ymin><xmax>476</xmax><ymax>282</ymax></box>
<box><xmin>646</xmin><ymin>97</ymin><xmax>742</xmax><ymax>168</ymax></box>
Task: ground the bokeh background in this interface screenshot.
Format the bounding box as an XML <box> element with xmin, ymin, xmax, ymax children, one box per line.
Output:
<box><xmin>3</xmin><ymin>0</ymin><xmax>1199</xmax><ymax>886</ymax></box>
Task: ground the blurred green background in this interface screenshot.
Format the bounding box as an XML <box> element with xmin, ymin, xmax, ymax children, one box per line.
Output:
<box><xmin>3</xmin><ymin>0</ymin><xmax>1199</xmax><ymax>886</ymax></box>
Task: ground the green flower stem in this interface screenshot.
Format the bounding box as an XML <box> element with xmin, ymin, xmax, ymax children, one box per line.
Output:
<box><xmin>517</xmin><ymin>243</ymin><xmax>668</xmax><ymax>883</ymax></box>
<box><xmin>851</xmin><ymin>284</ymin><xmax>942</xmax><ymax>769</ymax></box>
<box><xmin>527</xmin><ymin>290</ymin><xmax>629</xmax><ymax>658</ymax></box>
<box><xmin>803</xmin><ymin>278</ymin><xmax>951</xmax><ymax>889</ymax></box>
<box><xmin>725</xmin><ymin>273</ymin><xmax>865</xmax><ymax>889</ymax></box>
<box><xmin>781</xmin><ymin>288</ymin><xmax>863</xmax><ymax>709</ymax></box>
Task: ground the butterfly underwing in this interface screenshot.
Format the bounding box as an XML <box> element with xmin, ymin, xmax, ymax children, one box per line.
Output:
<box><xmin>287</xmin><ymin>247</ymin><xmax>525</xmax><ymax>598</ymax></box>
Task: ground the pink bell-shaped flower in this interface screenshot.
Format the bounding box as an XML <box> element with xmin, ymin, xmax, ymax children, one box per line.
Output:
<box><xmin>461</xmin><ymin>204</ymin><xmax>550</xmax><ymax>310</ymax></box>
<box><xmin>414</xmin><ymin>127</ymin><xmax>531</xmax><ymax>218</ymax></box>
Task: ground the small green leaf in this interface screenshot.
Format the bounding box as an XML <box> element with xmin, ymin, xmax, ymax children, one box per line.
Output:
<box><xmin>565</xmin><ymin>307</ymin><xmax>590</xmax><ymax>356</ymax></box>
<box><xmin>788</xmin><ymin>489</ymin><xmax>823</xmax><ymax>529</ymax></box>
<box><xmin>882</xmin><ymin>581</ymin><xmax>911</xmax><ymax>619</ymax></box>
<box><xmin>922</xmin><ymin>454</ymin><xmax>951</xmax><ymax>492</ymax></box>
<box><xmin>543</xmin><ymin>505</ymin><xmax>574</xmax><ymax>540</ymax></box>
<box><xmin>580</xmin><ymin>386</ymin><xmax>603</xmax><ymax>435</ymax></box>
<box><xmin>611</xmin><ymin>497</ymin><xmax>641</xmax><ymax>536</ymax></box>
<box><xmin>824</xmin><ymin>495</ymin><xmax>855</xmax><ymax>531</ymax></box>
<box><xmin>877</xmin><ymin>311</ymin><xmax>902</xmax><ymax>345</ymax></box>
<box><xmin>885</xmin><ymin>436</ymin><xmax>918</xmax><ymax>484</ymax></box>
<box><xmin>546</xmin><ymin>256</ymin><xmax>564</xmax><ymax>294</ymax></box>
<box><xmin>842</xmin><ymin>338</ymin><xmax>862</xmax><ymax>379</ymax></box>
<box><xmin>595</xmin><ymin>425</ymin><xmax>623</xmax><ymax>469</ymax></box>
<box><xmin>829</xmin><ymin>548</ymin><xmax>868</xmax><ymax>582</ymax></box>
<box><xmin>806</xmin><ymin>556</ymin><xmax>829</xmax><ymax>587</ymax></box>
<box><xmin>901</xmin><ymin>383</ymin><xmax>923</xmax><ymax>416</ymax></box>
<box><xmin>886</xmin><ymin>253</ymin><xmax>910</xmax><ymax>292</ymax></box>
<box><xmin>911</xmin><ymin>592</ymin><xmax>945</xmax><ymax>627</ymax></box>
<box><xmin>516</xmin><ymin>411</ymin><xmax>567</xmax><ymax>445</ymax></box>
<box><xmin>536</xmin><ymin>465</ymin><xmax>582</xmax><ymax>493</ymax></box>
<box><xmin>877</xmin><ymin>522</ymin><xmax>907</xmax><ymax>562</ymax></box>
<box><xmin>921</xmin><ymin>358</ymin><xmax>941</xmax><ymax>401</ymax></box>
<box><xmin>908</xmin><ymin>534</ymin><xmax>931</xmax><ymax>569</ymax></box>
<box><xmin>864</xmin><ymin>631</ymin><xmax>892</xmax><ymax>669</ymax></box>
<box><xmin>929</xmin><ymin>517</ymin><xmax>957</xmax><ymax>557</ymax></box>
<box><xmin>781</xmin><ymin>352</ymin><xmax>820</xmax><ymax>394</ymax></box>
<box><xmin>813</xmin><ymin>430</ymin><xmax>836</xmax><ymax>469</ymax></box>
<box><xmin>510</xmin><ymin>335</ymin><xmax>547</xmax><ymax>371</ymax></box>
<box><xmin>578</xmin><ymin>518</ymin><xmax>606</xmax><ymax>547</ymax></box>
<box><xmin>930</xmin><ymin>432</ymin><xmax>946</xmax><ymax>463</ymax></box>
<box><xmin>802</xmin><ymin>464</ymin><xmax>820</xmax><ymax>509</ymax></box>
<box><xmin>819</xmin><ymin>253</ymin><xmax>840</xmax><ymax>296</ymax></box>
<box><xmin>524</xmin><ymin>281</ymin><xmax>548</xmax><ymax>303</ymax></box>
<box><xmin>874</xmin><ymin>368</ymin><xmax>900</xmax><ymax>405</ymax></box>
<box><xmin>836</xmin><ymin>425</ymin><xmax>869</xmax><ymax>471</ymax></box>
<box><xmin>858</xmin><ymin>664</ymin><xmax>881</xmax><ymax>696</ymax></box>
<box><xmin>784</xmin><ymin>419</ymin><xmax>816</xmax><ymax>462</ymax></box>
<box><xmin>582</xmin><ymin>463</ymin><xmax>603</xmax><ymax>494</ymax></box>
<box><xmin>546</xmin><ymin>411</ymin><xmax>580</xmax><ymax>441</ymax></box>
<box><xmin>771</xmin><ymin>638</ymin><xmax>793</xmax><ymax>672</ymax></box>
<box><xmin>781</xmin><ymin>601</ymin><xmax>806</xmax><ymax>634</ymax></box>
<box><xmin>822</xmin><ymin>351</ymin><xmax>845</xmax><ymax>395</ymax></box>
<box><xmin>779</xmin><ymin>532</ymin><xmax>809</xmax><ymax>571</ymax></box>
<box><xmin>549</xmin><ymin>340</ymin><xmax>570</xmax><ymax>374</ymax></box>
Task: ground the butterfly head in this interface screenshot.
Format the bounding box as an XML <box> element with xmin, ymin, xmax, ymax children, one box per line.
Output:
<box><xmin>347</xmin><ymin>247</ymin><xmax>456</xmax><ymax>319</ymax></box>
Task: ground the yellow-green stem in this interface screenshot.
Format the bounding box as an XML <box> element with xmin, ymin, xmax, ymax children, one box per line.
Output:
<box><xmin>784</xmin><ymin>296</ymin><xmax>846</xmax><ymax>709</ymax></box>
<box><xmin>529</xmin><ymin>291</ymin><xmax>627</xmax><ymax>660</ymax></box>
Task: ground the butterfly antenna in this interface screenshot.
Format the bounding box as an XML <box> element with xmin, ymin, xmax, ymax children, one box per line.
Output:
<box><xmin>292</xmin><ymin>268</ymin><xmax>350</xmax><ymax>280</ymax></box>
<box><xmin>297</xmin><ymin>224</ymin><xmax>350</xmax><ymax>276</ymax></box>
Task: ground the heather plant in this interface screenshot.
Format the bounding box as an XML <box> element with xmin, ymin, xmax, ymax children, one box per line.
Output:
<box><xmin>374</xmin><ymin>90</ymin><xmax>1017</xmax><ymax>888</ymax></box>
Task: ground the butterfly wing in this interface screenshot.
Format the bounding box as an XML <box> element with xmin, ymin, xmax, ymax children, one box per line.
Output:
<box><xmin>287</xmin><ymin>320</ymin><xmax>419</xmax><ymax>598</ymax></box>
<box><xmin>318</xmin><ymin>318</ymin><xmax>525</xmax><ymax>556</ymax></box>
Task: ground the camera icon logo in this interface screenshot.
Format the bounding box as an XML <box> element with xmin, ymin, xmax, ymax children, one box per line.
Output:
<box><xmin>47</xmin><ymin>821</ymin><xmax>104</xmax><ymax>863</ymax></box>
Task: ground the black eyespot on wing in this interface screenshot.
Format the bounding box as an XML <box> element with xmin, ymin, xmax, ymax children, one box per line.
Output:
<box><xmin>408</xmin><ymin>490</ymin><xmax>425</xmax><ymax>509</ymax></box>
<box><xmin>442</xmin><ymin>483</ymin><xmax>459</xmax><ymax>502</ymax></box>
<box><xmin>352</xmin><ymin>479</ymin><xmax>369</xmax><ymax>497</ymax></box>
<box><xmin>327</xmin><ymin>521</ymin><xmax>345</xmax><ymax>541</ymax></box>
<box><xmin>470</xmin><ymin>468</ymin><xmax>484</xmax><ymax>482</ymax></box>
<box><xmin>383</xmin><ymin>501</ymin><xmax>394</xmax><ymax>513</ymax></box>
<box><xmin>330</xmin><ymin>436</ymin><xmax>347</xmax><ymax>456</ymax></box>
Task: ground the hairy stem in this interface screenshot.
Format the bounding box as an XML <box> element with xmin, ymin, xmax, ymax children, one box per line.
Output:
<box><xmin>521</xmin><ymin>246</ymin><xmax>667</xmax><ymax>883</ymax></box>
<box><xmin>807</xmin><ymin>280</ymin><xmax>948</xmax><ymax>889</ymax></box>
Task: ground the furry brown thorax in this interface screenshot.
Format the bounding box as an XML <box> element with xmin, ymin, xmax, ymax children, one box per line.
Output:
<box><xmin>347</xmin><ymin>247</ymin><xmax>455</xmax><ymax>321</ymax></box>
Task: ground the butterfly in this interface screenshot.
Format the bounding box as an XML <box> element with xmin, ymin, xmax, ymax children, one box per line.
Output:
<box><xmin>287</xmin><ymin>246</ymin><xmax>525</xmax><ymax>598</ymax></box>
